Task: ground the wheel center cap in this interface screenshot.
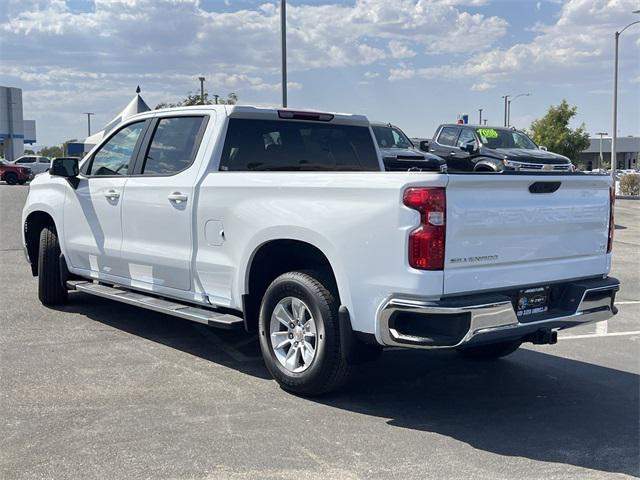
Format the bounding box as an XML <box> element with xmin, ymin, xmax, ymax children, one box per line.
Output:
<box><xmin>293</xmin><ymin>326</ymin><xmax>304</xmax><ymax>342</ymax></box>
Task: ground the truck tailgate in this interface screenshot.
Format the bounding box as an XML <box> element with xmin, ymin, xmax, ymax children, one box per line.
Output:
<box><xmin>443</xmin><ymin>174</ymin><xmax>611</xmax><ymax>295</ymax></box>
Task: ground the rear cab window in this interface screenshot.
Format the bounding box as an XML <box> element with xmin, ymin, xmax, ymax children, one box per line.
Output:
<box><xmin>219</xmin><ymin>119</ymin><xmax>380</xmax><ymax>171</ymax></box>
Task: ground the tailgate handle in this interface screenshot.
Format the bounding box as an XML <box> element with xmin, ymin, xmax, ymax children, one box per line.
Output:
<box><xmin>529</xmin><ymin>181</ymin><xmax>561</xmax><ymax>194</ymax></box>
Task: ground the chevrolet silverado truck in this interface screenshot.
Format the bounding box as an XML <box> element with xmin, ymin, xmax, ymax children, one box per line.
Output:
<box><xmin>429</xmin><ymin>124</ymin><xmax>574</xmax><ymax>172</ymax></box>
<box><xmin>22</xmin><ymin>105</ymin><xmax>619</xmax><ymax>395</ymax></box>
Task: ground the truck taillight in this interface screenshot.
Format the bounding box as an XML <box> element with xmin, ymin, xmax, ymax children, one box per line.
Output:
<box><xmin>607</xmin><ymin>186</ymin><xmax>615</xmax><ymax>253</ymax></box>
<box><xmin>403</xmin><ymin>187</ymin><xmax>445</xmax><ymax>270</ymax></box>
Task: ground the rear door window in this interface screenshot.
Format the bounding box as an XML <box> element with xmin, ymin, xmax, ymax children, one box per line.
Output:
<box><xmin>437</xmin><ymin>127</ymin><xmax>460</xmax><ymax>147</ymax></box>
<box><xmin>141</xmin><ymin>116</ymin><xmax>205</xmax><ymax>175</ymax></box>
<box><xmin>220</xmin><ymin>119</ymin><xmax>380</xmax><ymax>171</ymax></box>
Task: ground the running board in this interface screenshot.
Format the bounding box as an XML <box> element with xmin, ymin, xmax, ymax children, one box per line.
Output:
<box><xmin>67</xmin><ymin>280</ymin><xmax>243</xmax><ymax>329</ymax></box>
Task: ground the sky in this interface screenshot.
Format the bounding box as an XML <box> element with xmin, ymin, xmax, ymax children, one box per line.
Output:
<box><xmin>1</xmin><ymin>0</ymin><xmax>639</xmax><ymax>148</ymax></box>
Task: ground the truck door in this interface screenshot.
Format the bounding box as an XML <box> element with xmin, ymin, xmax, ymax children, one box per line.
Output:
<box><xmin>119</xmin><ymin>114</ymin><xmax>210</xmax><ymax>291</ymax></box>
<box><xmin>63</xmin><ymin>121</ymin><xmax>148</xmax><ymax>279</ymax></box>
<box><xmin>448</xmin><ymin>127</ymin><xmax>477</xmax><ymax>172</ymax></box>
<box><xmin>431</xmin><ymin>126</ymin><xmax>461</xmax><ymax>170</ymax></box>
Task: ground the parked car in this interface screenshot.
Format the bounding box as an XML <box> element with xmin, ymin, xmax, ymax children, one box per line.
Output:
<box><xmin>371</xmin><ymin>122</ymin><xmax>444</xmax><ymax>172</ymax></box>
<box><xmin>22</xmin><ymin>105</ymin><xmax>619</xmax><ymax>395</ymax></box>
<box><xmin>1</xmin><ymin>159</ymin><xmax>33</xmax><ymax>185</ymax></box>
<box><xmin>429</xmin><ymin>124</ymin><xmax>574</xmax><ymax>173</ymax></box>
<box><xmin>12</xmin><ymin>155</ymin><xmax>51</xmax><ymax>175</ymax></box>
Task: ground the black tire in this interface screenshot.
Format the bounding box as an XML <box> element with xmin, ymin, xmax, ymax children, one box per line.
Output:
<box><xmin>456</xmin><ymin>340</ymin><xmax>522</xmax><ymax>360</ymax></box>
<box><xmin>18</xmin><ymin>180</ymin><xmax>27</xmax><ymax>185</ymax></box>
<box><xmin>37</xmin><ymin>227</ymin><xmax>68</xmax><ymax>305</ymax></box>
<box><xmin>258</xmin><ymin>271</ymin><xmax>351</xmax><ymax>396</ymax></box>
<box><xmin>5</xmin><ymin>172</ymin><xmax>17</xmax><ymax>185</ymax></box>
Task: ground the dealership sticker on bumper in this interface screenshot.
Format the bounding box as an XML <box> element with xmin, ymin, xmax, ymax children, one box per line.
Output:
<box><xmin>517</xmin><ymin>286</ymin><xmax>550</xmax><ymax>316</ymax></box>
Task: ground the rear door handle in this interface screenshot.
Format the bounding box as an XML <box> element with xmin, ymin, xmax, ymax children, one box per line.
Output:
<box><xmin>104</xmin><ymin>189</ymin><xmax>120</xmax><ymax>199</ymax></box>
<box><xmin>168</xmin><ymin>192</ymin><xmax>188</xmax><ymax>203</ymax></box>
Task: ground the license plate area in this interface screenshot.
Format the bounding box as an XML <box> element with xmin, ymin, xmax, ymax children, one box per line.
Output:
<box><xmin>516</xmin><ymin>286</ymin><xmax>549</xmax><ymax>317</ymax></box>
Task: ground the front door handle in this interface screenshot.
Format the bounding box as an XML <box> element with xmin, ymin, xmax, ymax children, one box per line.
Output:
<box><xmin>168</xmin><ymin>192</ymin><xmax>188</xmax><ymax>203</ymax></box>
<box><xmin>104</xmin><ymin>189</ymin><xmax>120</xmax><ymax>199</ymax></box>
<box><xmin>449</xmin><ymin>151</ymin><xmax>457</xmax><ymax>156</ymax></box>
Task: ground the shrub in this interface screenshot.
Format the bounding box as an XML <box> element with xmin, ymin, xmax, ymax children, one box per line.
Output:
<box><xmin>619</xmin><ymin>174</ymin><xmax>640</xmax><ymax>196</ymax></box>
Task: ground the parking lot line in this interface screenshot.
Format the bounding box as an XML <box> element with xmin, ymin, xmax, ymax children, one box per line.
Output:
<box><xmin>559</xmin><ymin>330</ymin><xmax>640</xmax><ymax>340</ymax></box>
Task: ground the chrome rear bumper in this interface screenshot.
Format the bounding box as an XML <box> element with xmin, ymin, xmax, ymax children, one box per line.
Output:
<box><xmin>377</xmin><ymin>277</ymin><xmax>619</xmax><ymax>349</ymax></box>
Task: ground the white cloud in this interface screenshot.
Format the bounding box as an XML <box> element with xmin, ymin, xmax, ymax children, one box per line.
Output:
<box><xmin>390</xmin><ymin>0</ymin><xmax>640</xmax><ymax>90</ymax></box>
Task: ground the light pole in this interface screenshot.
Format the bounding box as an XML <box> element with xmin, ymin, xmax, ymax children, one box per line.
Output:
<box><xmin>83</xmin><ymin>112</ymin><xmax>94</xmax><ymax>136</ymax></box>
<box><xmin>507</xmin><ymin>93</ymin><xmax>531</xmax><ymax>127</ymax></box>
<box><xmin>596</xmin><ymin>132</ymin><xmax>608</xmax><ymax>170</ymax></box>
<box><xmin>478</xmin><ymin>108</ymin><xmax>483</xmax><ymax>125</ymax></box>
<box><xmin>281</xmin><ymin>0</ymin><xmax>288</xmax><ymax>108</ymax></box>
<box><xmin>501</xmin><ymin>95</ymin><xmax>510</xmax><ymax>126</ymax></box>
<box><xmin>611</xmin><ymin>10</ymin><xmax>640</xmax><ymax>181</ymax></box>
<box><xmin>198</xmin><ymin>76</ymin><xmax>205</xmax><ymax>105</ymax></box>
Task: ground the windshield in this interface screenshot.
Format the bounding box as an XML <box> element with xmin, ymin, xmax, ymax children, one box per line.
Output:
<box><xmin>476</xmin><ymin>128</ymin><xmax>538</xmax><ymax>149</ymax></box>
<box><xmin>372</xmin><ymin>126</ymin><xmax>413</xmax><ymax>149</ymax></box>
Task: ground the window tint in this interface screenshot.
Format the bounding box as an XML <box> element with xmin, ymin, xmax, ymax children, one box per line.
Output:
<box><xmin>220</xmin><ymin>119</ymin><xmax>379</xmax><ymax>171</ymax></box>
<box><xmin>89</xmin><ymin>122</ymin><xmax>145</xmax><ymax>176</ymax></box>
<box><xmin>39</xmin><ymin>158</ymin><xmax>50</xmax><ymax>163</ymax></box>
<box><xmin>457</xmin><ymin>129</ymin><xmax>476</xmax><ymax>148</ymax></box>
<box><xmin>142</xmin><ymin>116</ymin><xmax>205</xmax><ymax>175</ymax></box>
<box><xmin>437</xmin><ymin>127</ymin><xmax>460</xmax><ymax>147</ymax></box>
<box><xmin>16</xmin><ymin>157</ymin><xmax>34</xmax><ymax>164</ymax></box>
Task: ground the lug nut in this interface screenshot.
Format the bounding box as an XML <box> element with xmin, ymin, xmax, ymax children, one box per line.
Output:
<box><xmin>288</xmin><ymin>333</ymin><xmax>293</xmax><ymax>339</ymax></box>
<box><xmin>294</xmin><ymin>342</ymin><xmax>298</xmax><ymax>347</ymax></box>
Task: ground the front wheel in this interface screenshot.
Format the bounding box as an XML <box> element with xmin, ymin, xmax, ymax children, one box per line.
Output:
<box><xmin>4</xmin><ymin>172</ymin><xmax>17</xmax><ymax>185</ymax></box>
<box><xmin>456</xmin><ymin>339</ymin><xmax>521</xmax><ymax>360</ymax></box>
<box><xmin>258</xmin><ymin>271</ymin><xmax>351</xmax><ymax>396</ymax></box>
<box><xmin>37</xmin><ymin>227</ymin><xmax>68</xmax><ymax>305</ymax></box>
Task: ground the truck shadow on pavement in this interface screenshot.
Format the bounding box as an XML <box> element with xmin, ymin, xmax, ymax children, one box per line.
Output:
<box><xmin>54</xmin><ymin>293</ymin><xmax>639</xmax><ymax>477</ymax></box>
<box><xmin>333</xmin><ymin>348</ymin><xmax>640</xmax><ymax>478</ymax></box>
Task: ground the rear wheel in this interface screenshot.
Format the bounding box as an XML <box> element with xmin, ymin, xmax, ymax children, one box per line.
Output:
<box><xmin>4</xmin><ymin>172</ymin><xmax>17</xmax><ymax>185</ymax></box>
<box><xmin>456</xmin><ymin>340</ymin><xmax>521</xmax><ymax>360</ymax></box>
<box><xmin>258</xmin><ymin>271</ymin><xmax>351</xmax><ymax>396</ymax></box>
<box><xmin>37</xmin><ymin>227</ymin><xmax>68</xmax><ymax>305</ymax></box>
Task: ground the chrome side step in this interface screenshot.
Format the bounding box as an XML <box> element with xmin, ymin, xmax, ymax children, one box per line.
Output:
<box><xmin>67</xmin><ymin>280</ymin><xmax>243</xmax><ymax>330</ymax></box>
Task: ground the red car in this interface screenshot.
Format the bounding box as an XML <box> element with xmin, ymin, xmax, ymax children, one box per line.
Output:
<box><xmin>0</xmin><ymin>159</ymin><xmax>33</xmax><ymax>185</ymax></box>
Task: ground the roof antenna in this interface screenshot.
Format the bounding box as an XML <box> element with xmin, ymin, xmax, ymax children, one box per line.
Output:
<box><xmin>136</xmin><ymin>85</ymin><xmax>141</xmax><ymax>94</ymax></box>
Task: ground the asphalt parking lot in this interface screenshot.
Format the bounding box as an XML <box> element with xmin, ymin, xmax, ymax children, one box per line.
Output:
<box><xmin>1</xmin><ymin>184</ymin><xmax>638</xmax><ymax>480</ymax></box>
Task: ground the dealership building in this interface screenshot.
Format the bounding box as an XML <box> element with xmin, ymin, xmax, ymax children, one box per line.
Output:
<box><xmin>0</xmin><ymin>86</ymin><xmax>37</xmax><ymax>161</ymax></box>
<box><xmin>579</xmin><ymin>136</ymin><xmax>639</xmax><ymax>171</ymax></box>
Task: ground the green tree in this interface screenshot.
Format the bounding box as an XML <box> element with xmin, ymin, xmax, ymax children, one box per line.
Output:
<box><xmin>24</xmin><ymin>149</ymin><xmax>35</xmax><ymax>155</ymax></box>
<box><xmin>155</xmin><ymin>92</ymin><xmax>238</xmax><ymax>109</ymax></box>
<box><xmin>38</xmin><ymin>145</ymin><xmax>63</xmax><ymax>158</ymax></box>
<box><xmin>529</xmin><ymin>100</ymin><xmax>590</xmax><ymax>162</ymax></box>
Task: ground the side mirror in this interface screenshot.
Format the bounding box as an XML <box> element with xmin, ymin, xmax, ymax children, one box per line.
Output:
<box><xmin>461</xmin><ymin>142</ymin><xmax>477</xmax><ymax>154</ymax></box>
<box><xmin>50</xmin><ymin>158</ymin><xmax>79</xmax><ymax>188</ymax></box>
<box><xmin>539</xmin><ymin>145</ymin><xmax>548</xmax><ymax>151</ymax></box>
<box><xmin>419</xmin><ymin>140</ymin><xmax>430</xmax><ymax>152</ymax></box>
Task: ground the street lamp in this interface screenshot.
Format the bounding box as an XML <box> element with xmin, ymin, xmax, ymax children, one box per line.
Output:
<box><xmin>507</xmin><ymin>93</ymin><xmax>531</xmax><ymax>127</ymax></box>
<box><xmin>83</xmin><ymin>112</ymin><xmax>94</xmax><ymax>136</ymax></box>
<box><xmin>611</xmin><ymin>10</ymin><xmax>640</xmax><ymax>181</ymax></box>
<box><xmin>478</xmin><ymin>108</ymin><xmax>483</xmax><ymax>125</ymax></box>
<box><xmin>501</xmin><ymin>95</ymin><xmax>510</xmax><ymax>126</ymax></box>
<box><xmin>281</xmin><ymin>0</ymin><xmax>288</xmax><ymax>108</ymax></box>
<box><xmin>596</xmin><ymin>132</ymin><xmax>608</xmax><ymax>170</ymax></box>
<box><xmin>198</xmin><ymin>76</ymin><xmax>205</xmax><ymax>105</ymax></box>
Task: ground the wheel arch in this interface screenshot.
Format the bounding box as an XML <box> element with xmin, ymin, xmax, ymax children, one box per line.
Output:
<box><xmin>241</xmin><ymin>238</ymin><xmax>343</xmax><ymax>332</ymax></box>
<box><xmin>24</xmin><ymin>210</ymin><xmax>57</xmax><ymax>276</ymax></box>
<box><xmin>473</xmin><ymin>158</ymin><xmax>501</xmax><ymax>172</ymax></box>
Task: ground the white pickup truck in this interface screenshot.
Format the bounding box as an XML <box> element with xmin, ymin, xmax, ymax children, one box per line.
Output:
<box><xmin>22</xmin><ymin>105</ymin><xmax>619</xmax><ymax>395</ymax></box>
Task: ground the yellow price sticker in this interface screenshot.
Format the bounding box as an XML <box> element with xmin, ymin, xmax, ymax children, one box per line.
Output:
<box><xmin>477</xmin><ymin>128</ymin><xmax>498</xmax><ymax>138</ymax></box>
